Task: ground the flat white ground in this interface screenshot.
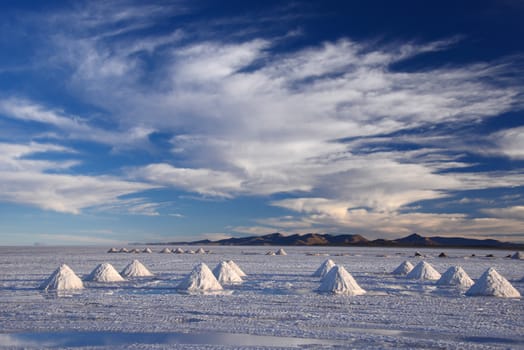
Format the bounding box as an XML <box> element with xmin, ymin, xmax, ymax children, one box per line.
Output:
<box><xmin>0</xmin><ymin>246</ymin><xmax>522</xmax><ymax>349</ymax></box>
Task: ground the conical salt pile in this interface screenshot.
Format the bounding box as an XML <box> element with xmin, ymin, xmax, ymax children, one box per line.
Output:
<box><xmin>160</xmin><ymin>248</ymin><xmax>171</xmax><ymax>253</ymax></box>
<box><xmin>318</xmin><ymin>265</ymin><xmax>366</xmax><ymax>295</ymax></box>
<box><xmin>143</xmin><ymin>248</ymin><xmax>153</xmax><ymax>253</ymax></box>
<box><xmin>436</xmin><ymin>266</ymin><xmax>474</xmax><ymax>289</ymax></box>
<box><xmin>227</xmin><ymin>260</ymin><xmax>247</xmax><ymax>277</ymax></box>
<box><xmin>173</xmin><ymin>248</ymin><xmax>185</xmax><ymax>254</ymax></box>
<box><xmin>177</xmin><ymin>263</ymin><xmax>223</xmax><ymax>292</ymax></box>
<box><xmin>85</xmin><ymin>263</ymin><xmax>125</xmax><ymax>282</ymax></box>
<box><xmin>40</xmin><ymin>264</ymin><xmax>84</xmax><ymax>291</ymax></box>
<box><xmin>121</xmin><ymin>260</ymin><xmax>154</xmax><ymax>277</ymax></box>
<box><xmin>466</xmin><ymin>268</ymin><xmax>521</xmax><ymax>298</ymax></box>
<box><xmin>406</xmin><ymin>261</ymin><xmax>441</xmax><ymax>280</ymax></box>
<box><xmin>312</xmin><ymin>259</ymin><xmax>336</xmax><ymax>277</ymax></box>
<box><xmin>196</xmin><ymin>248</ymin><xmax>206</xmax><ymax>254</ymax></box>
<box><xmin>275</xmin><ymin>248</ymin><xmax>287</xmax><ymax>256</ymax></box>
<box><xmin>108</xmin><ymin>248</ymin><xmax>118</xmax><ymax>253</ymax></box>
<box><xmin>266</xmin><ymin>251</ymin><xmax>276</xmax><ymax>256</ymax></box>
<box><xmin>213</xmin><ymin>261</ymin><xmax>243</xmax><ymax>284</ymax></box>
<box><xmin>186</xmin><ymin>249</ymin><xmax>195</xmax><ymax>254</ymax></box>
<box><xmin>512</xmin><ymin>252</ymin><xmax>523</xmax><ymax>260</ymax></box>
<box><xmin>119</xmin><ymin>248</ymin><xmax>129</xmax><ymax>253</ymax></box>
<box><xmin>392</xmin><ymin>260</ymin><xmax>414</xmax><ymax>276</ymax></box>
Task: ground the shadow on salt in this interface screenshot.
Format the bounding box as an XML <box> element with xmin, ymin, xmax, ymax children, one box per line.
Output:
<box><xmin>0</xmin><ymin>331</ymin><xmax>343</xmax><ymax>348</ymax></box>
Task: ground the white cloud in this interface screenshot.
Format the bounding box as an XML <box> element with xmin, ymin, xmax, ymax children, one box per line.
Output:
<box><xmin>0</xmin><ymin>98</ymin><xmax>154</xmax><ymax>149</ymax></box>
<box><xmin>133</xmin><ymin>163</ymin><xmax>243</xmax><ymax>197</ymax></box>
<box><xmin>482</xmin><ymin>206</ymin><xmax>524</xmax><ymax>220</ymax></box>
<box><xmin>3</xmin><ymin>1</ymin><xmax>524</xmax><ymax>238</ymax></box>
<box><xmin>492</xmin><ymin>126</ymin><xmax>524</xmax><ymax>159</ymax></box>
<box><xmin>0</xmin><ymin>142</ymin><xmax>155</xmax><ymax>214</ymax></box>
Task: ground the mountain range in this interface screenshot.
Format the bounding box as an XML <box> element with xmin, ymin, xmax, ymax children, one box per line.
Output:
<box><xmin>148</xmin><ymin>233</ymin><xmax>524</xmax><ymax>249</ymax></box>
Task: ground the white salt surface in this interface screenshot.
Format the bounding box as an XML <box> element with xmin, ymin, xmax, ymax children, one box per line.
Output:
<box><xmin>437</xmin><ymin>266</ymin><xmax>474</xmax><ymax>289</ymax></box>
<box><xmin>318</xmin><ymin>265</ymin><xmax>366</xmax><ymax>295</ymax></box>
<box><xmin>227</xmin><ymin>260</ymin><xmax>247</xmax><ymax>277</ymax></box>
<box><xmin>120</xmin><ymin>260</ymin><xmax>154</xmax><ymax>277</ymax></box>
<box><xmin>40</xmin><ymin>264</ymin><xmax>84</xmax><ymax>291</ymax></box>
<box><xmin>1</xmin><ymin>246</ymin><xmax>523</xmax><ymax>349</ymax></box>
<box><xmin>406</xmin><ymin>261</ymin><xmax>442</xmax><ymax>280</ymax></box>
<box><xmin>213</xmin><ymin>261</ymin><xmax>243</xmax><ymax>284</ymax></box>
<box><xmin>275</xmin><ymin>248</ymin><xmax>287</xmax><ymax>256</ymax></box>
<box><xmin>312</xmin><ymin>258</ymin><xmax>336</xmax><ymax>277</ymax></box>
<box><xmin>86</xmin><ymin>263</ymin><xmax>125</xmax><ymax>282</ymax></box>
<box><xmin>177</xmin><ymin>263</ymin><xmax>223</xmax><ymax>292</ymax></box>
<box><xmin>391</xmin><ymin>260</ymin><xmax>414</xmax><ymax>276</ymax></box>
<box><xmin>466</xmin><ymin>267</ymin><xmax>521</xmax><ymax>298</ymax></box>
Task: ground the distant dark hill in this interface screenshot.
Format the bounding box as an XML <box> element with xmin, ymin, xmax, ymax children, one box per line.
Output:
<box><xmin>152</xmin><ymin>232</ymin><xmax>524</xmax><ymax>249</ymax></box>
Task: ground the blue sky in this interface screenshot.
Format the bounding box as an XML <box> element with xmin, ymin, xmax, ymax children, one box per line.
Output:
<box><xmin>1</xmin><ymin>0</ymin><xmax>523</xmax><ymax>245</ymax></box>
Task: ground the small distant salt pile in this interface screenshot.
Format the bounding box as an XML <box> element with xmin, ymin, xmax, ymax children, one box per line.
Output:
<box><xmin>318</xmin><ymin>265</ymin><xmax>366</xmax><ymax>295</ymax></box>
<box><xmin>275</xmin><ymin>248</ymin><xmax>287</xmax><ymax>256</ymax></box>
<box><xmin>130</xmin><ymin>248</ymin><xmax>141</xmax><ymax>254</ymax></box>
<box><xmin>227</xmin><ymin>260</ymin><xmax>247</xmax><ymax>277</ymax></box>
<box><xmin>85</xmin><ymin>263</ymin><xmax>125</xmax><ymax>282</ymax></box>
<box><xmin>436</xmin><ymin>266</ymin><xmax>474</xmax><ymax>289</ymax></box>
<box><xmin>160</xmin><ymin>248</ymin><xmax>171</xmax><ymax>253</ymax></box>
<box><xmin>107</xmin><ymin>248</ymin><xmax>118</xmax><ymax>253</ymax></box>
<box><xmin>392</xmin><ymin>260</ymin><xmax>414</xmax><ymax>276</ymax></box>
<box><xmin>119</xmin><ymin>248</ymin><xmax>129</xmax><ymax>253</ymax></box>
<box><xmin>406</xmin><ymin>261</ymin><xmax>441</xmax><ymax>280</ymax></box>
<box><xmin>143</xmin><ymin>248</ymin><xmax>153</xmax><ymax>253</ymax></box>
<box><xmin>213</xmin><ymin>261</ymin><xmax>243</xmax><ymax>284</ymax></box>
<box><xmin>266</xmin><ymin>251</ymin><xmax>276</xmax><ymax>256</ymax></box>
<box><xmin>121</xmin><ymin>260</ymin><xmax>154</xmax><ymax>277</ymax></box>
<box><xmin>186</xmin><ymin>249</ymin><xmax>195</xmax><ymax>254</ymax></box>
<box><xmin>40</xmin><ymin>264</ymin><xmax>84</xmax><ymax>291</ymax></box>
<box><xmin>312</xmin><ymin>259</ymin><xmax>336</xmax><ymax>277</ymax></box>
<box><xmin>173</xmin><ymin>248</ymin><xmax>185</xmax><ymax>254</ymax></box>
<box><xmin>195</xmin><ymin>248</ymin><xmax>206</xmax><ymax>254</ymax></box>
<box><xmin>466</xmin><ymin>268</ymin><xmax>521</xmax><ymax>298</ymax></box>
<box><xmin>177</xmin><ymin>263</ymin><xmax>223</xmax><ymax>292</ymax></box>
<box><xmin>512</xmin><ymin>252</ymin><xmax>523</xmax><ymax>260</ymax></box>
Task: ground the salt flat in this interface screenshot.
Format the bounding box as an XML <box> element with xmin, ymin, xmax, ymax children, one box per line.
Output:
<box><xmin>0</xmin><ymin>246</ymin><xmax>522</xmax><ymax>349</ymax></box>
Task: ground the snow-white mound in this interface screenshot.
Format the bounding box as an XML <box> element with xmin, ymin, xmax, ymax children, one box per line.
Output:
<box><xmin>143</xmin><ymin>248</ymin><xmax>153</xmax><ymax>253</ymax></box>
<box><xmin>213</xmin><ymin>261</ymin><xmax>243</xmax><ymax>284</ymax></box>
<box><xmin>40</xmin><ymin>264</ymin><xmax>84</xmax><ymax>291</ymax></box>
<box><xmin>130</xmin><ymin>248</ymin><xmax>141</xmax><ymax>253</ymax></box>
<box><xmin>266</xmin><ymin>251</ymin><xmax>276</xmax><ymax>256</ymax></box>
<box><xmin>119</xmin><ymin>248</ymin><xmax>129</xmax><ymax>253</ymax></box>
<box><xmin>436</xmin><ymin>266</ymin><xmax>474</xmax><ymax>289</ymax></box>
<box><xmin>173</xmin><ymin>248</ymin><xmax>185</xmax><ymax>254</ymax></box>
<box><xmin>318</xmin><ymin>265</ymin><xmax>366</xmax><ymax>295</ymax></box>
<box><xmin>195</xmin><ymin>248</ymin><xmax>206</xmax><ymax>254</ymax></box>
<box><xmin>107</xmin><ymin>248</ymin><xmax>118</xmax><ymax>253</ymax></box>
<box><xmin>406</xmin><ymin>261</ymin><xmax>441</xmax><ymax>280</ymax></box>
<box><xmin>512</xmin><ymin>252</ymin><xmax>523</xmax><ymax>260</ymax></box>
<box><xmin>85</xmin><ymin>263</ymin><xmax>125</xmax><ymax>282</ymax></box>
<box><xmin>466</xmin><ymin>268</ymin><xmax>521</xmax><ymax>298</ymax></box>
<box><xmin>227</xmin><ymin>260</ymin><xmax>247</xmax><ymax>277</ymax></box>
<box><xmin>312</xmin><ymin>259</ymin><xmax>336</xmax><ymax>277</ymax></box>
<box><xmin>160</xmin><ymin>248</ymin><xmax>171</xmax><ymax>253</ymax></box>
<box><xmin>186</xmin><ymin>249</ymin><xmax>195</xmax><ymax>254</ymax></box>
<box><xmin>177</xmin><ymin>263</ymin><xmax>223</xmax><ymax>292</ymax></box>
<box><xmin>275</xmin><ymin>248</ymin><xmax>287</xmax><ymax>256</ymax></box>
<box><xmin>121</xmin><ymin>260</ymin><xmax>154</xmax><ymax>277</ymax></box>
<box><xmin>391</xmin><ymin>260</ymin><xmax>414</xmax><ymax>276</ymax></box>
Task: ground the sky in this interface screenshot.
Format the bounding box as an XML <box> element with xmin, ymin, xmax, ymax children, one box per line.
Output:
<box><xmin>0</xmin><ymin>0</ymin><xmax>523</xmax><ymax>245</ymax></box>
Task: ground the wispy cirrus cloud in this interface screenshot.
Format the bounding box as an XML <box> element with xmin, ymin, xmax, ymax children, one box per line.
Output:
<box><xmin>0</xmin><ymin>141</ymin><xmax>155</xmax><ymax>214</ymax></box>
<box><xmin>2</xmin><ymin>0</ymin><xmax>523</xmax><ymax>240</ymax></box>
